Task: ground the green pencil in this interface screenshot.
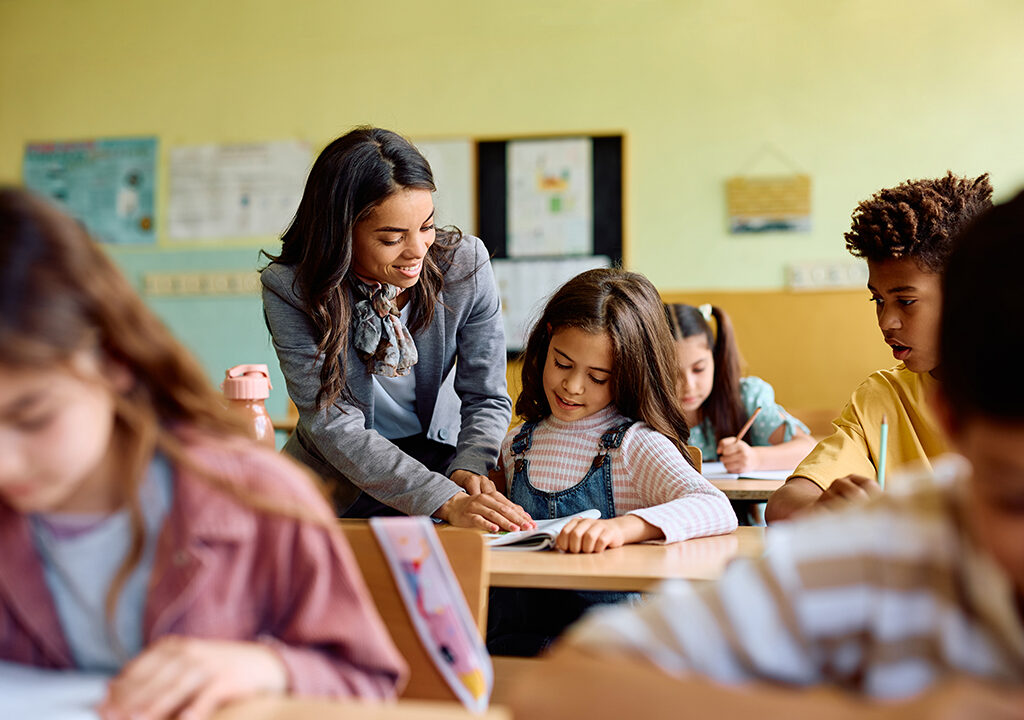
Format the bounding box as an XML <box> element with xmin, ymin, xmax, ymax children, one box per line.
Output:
<box><xmin>878</xmin><ymin>413</ymin><xmax>889</xmax><ymax>491</ymax></box>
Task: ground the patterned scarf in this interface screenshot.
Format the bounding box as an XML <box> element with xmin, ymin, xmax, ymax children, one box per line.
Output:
<box><xmin>351</xmin><ymin>277</ymin><xmax>418</xmax><ymax>377</ymax></box>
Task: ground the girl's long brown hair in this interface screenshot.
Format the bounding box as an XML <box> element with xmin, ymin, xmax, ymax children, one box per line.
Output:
<box><xmin>264</xmin><ymin>127</ymin><xmax>461</xmax><ymax>411</ymax></box>
<box><xmin>664</xmin><ymin>303</ymin><xmax>745</xmax><ymax>441</ymax></box>
<box><xmin>516</xmin><ymin>268</ymin><xmax>695</xmax><ymax>465</ymax></box>
<box><xmin>0</xmin><ymin>188</ymin><xmax>325</xmax><ymax>643</ymax></box>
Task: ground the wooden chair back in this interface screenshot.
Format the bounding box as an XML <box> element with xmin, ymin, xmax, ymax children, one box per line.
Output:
<box><xmin>786</xmin><ymin>407</ymin><xmax>839</xmax><ymax>439</ymax></box>
<box><xmin>686</xmin><ymin>445</ymin><xmax>702</xmax><ymax>472</ymax></box>
<box><xmin>340</xmin><ymin>521</ymin><xmax>489</xmax><ymax>702</ymax></box>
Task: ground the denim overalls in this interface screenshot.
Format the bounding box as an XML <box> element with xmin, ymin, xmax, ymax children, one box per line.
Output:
<box><xmin>485</xmin><ymin>418</ymin><xmax>640</xmax><ymax>657</ymax></box>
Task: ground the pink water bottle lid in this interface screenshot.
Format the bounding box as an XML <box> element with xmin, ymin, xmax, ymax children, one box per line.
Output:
<box><xmin>223</xmin><ymin>364</ymin><xmax>272</xmax><ymax>400</ymax></box>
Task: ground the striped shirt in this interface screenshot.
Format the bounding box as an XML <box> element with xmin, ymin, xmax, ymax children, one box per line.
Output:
<box><xmin>567</xmin><ymin>456</ymin><xmax>1024</xmax><ymax>698</ymax></box>
<box><xmin>499</xmin><ymin>406</ymin><xmax>737</xmax><ymax>543</ymax></box>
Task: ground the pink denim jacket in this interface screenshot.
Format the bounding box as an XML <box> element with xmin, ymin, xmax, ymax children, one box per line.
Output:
<box><xmin>0</xmin><ymin>428</ymin><xmax>408</xmax><ymax>699</ymax></box>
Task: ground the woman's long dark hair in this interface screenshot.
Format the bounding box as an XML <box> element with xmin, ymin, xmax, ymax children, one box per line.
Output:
<box><xmin>265</xmin><ymin>127</ymin><xmax>461</xmax><ymax>410</ymax></box>
<box><xmin>517</xmin><ymin>269</ymin><xmax>695</xmax><ymax>466</ymax></box>
<box><xmin>664</xmin><ymin>303</ymin><xmax>745</xmax><ymax>441</ymax></box>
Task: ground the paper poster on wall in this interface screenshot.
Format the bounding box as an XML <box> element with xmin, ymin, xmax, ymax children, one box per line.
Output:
<box><xmin>726</xmin><ymin>174</ymin><xmax>811</xmax><ymax>233</ymax></box>
<box><xmin>168</xmin><ymin>140</ymin><xmax>311</xmax><ymax>240</ymax></box>
<box><xmin>414</xmin><ymin>138</ymin><xmax>475</xmax><ymax>234</ymax></box>
<box><xmin>492</xmin><ymin>256</ymin><xmax>611</xmax><ymax>351</ymax></box>
<box><xmin>507</xmin><ymin>138</ymin><xmax>593</xmax><ymax>257</ymax></box>
<box><xmin>22</xmin><ymin>137</ymin><xmax>157</xmax><ymax>245</ymax></box>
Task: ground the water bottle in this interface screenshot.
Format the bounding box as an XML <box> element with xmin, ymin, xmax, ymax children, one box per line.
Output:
<box><xmin>223</xmin><ymin>364</ymin><xmax>276</xmax><ymax>448</ymax></box>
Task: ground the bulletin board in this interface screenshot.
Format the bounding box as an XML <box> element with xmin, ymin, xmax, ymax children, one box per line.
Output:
<box><xmin>477</xmin><ymin>135</ymin><xmax>623</xmax><ymax>263</ymax></box>
<box><xmin>476</xmin><ymin>134</ymin><xmax>624</xmax><ymax>351</ymax></box>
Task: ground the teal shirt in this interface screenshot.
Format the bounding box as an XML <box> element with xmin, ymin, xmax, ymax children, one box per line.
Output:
<box><xmin>689</xmin><ymin>376</ymin><xmax>809</xmax><ymax>462</ymax></box>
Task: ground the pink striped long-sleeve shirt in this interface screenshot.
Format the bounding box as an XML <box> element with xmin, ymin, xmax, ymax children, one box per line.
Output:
<box><xmin>500</xmin><ymin>406</ymin><xmax>737</xmax><ymax>543</ymax></box>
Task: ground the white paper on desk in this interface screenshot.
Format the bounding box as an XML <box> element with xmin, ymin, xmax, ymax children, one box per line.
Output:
<box><xmin>702</xmin><ymin>461</ymin><xmax>793</xmax><ymax>481</ymax></box>
<box><xmin>484</xmin><ymin>509</ymin><xmax>601</xmax><ymax>550</ymax></box>
<box><xmin>0</xmin><ymin>660</ymin><xmax>109</xmax><ymax>719</ymax></box>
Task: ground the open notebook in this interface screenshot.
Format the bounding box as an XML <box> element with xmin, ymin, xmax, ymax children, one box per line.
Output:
<box><xmin>484</xmin><ymin>509</ymin><xmax>601</xmax><ymax>551</ymax></box>
<box><xmin>701</xmin><ymin>461</ymin><xmax>793</xmax><ymax>481</ymax></box>
<box><xmin>0</xmin><ymin>660</ymin><xmax>108</xmax><ymax>719</ymax></box>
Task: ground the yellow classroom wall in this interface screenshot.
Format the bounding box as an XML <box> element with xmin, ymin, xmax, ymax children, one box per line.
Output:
<box><xmin>1</xmin><ymin>0</ymin><xmax>1021</xmax><ymax>411</ymax></box>
<box><xmin>506</xmin><ymin>290</ymin><xmax>892</xmax><ymax>422</ymax></box>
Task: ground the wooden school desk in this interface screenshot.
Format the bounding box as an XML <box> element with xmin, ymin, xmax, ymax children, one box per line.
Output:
<box><xmin>214</xmin><ymin>697</ymin><xmax>511</xmax><ymax>720</ymax></box>
<box><xmin>702</xmin><ymin>462</ymin><xmax>790</xmax><ymax>501</ymax></box>
<box><xmin>708</xmin><ymin>477</ymin><xmax>784</xmax><ymax>501</ymax></box>
<box><xmin>487</xmin><ymin>527</ymin><xmax>765</xmax><ymax>592</ymax></box>
<box><xmin>0</xmin><ymin>661</ymin><xmax>511</xmax><ymax>720</ymax></box>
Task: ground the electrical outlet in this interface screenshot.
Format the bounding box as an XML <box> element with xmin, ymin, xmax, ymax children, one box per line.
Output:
<box><xmin>786</xmin><ymin>261</ymin><xmax>868</xmax><ymax>290</ymax></box>
<box><xmin>143</xmin><ymin>270</ymin><xmax>261</xmax><ymax>296</ymax></box>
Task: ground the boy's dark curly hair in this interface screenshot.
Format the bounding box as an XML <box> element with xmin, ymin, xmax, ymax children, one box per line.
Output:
<box><xmin>844</xmin><ymin>172</ymin><xmax>993</xmax><ymax>272</ymax></box>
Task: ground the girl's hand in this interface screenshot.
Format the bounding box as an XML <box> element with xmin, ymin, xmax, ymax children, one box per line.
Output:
<box><xmin>717</xmin><ymin>437</ymin><xmax>757</xmax><ymax>473</ymax></box>
<box><xmin>436</xmin><ymin>491</ymin><xmax>534</xmax><ymax>532</ymax></box>
<box><xmin>98</xmin><ymin>637</ymin><xmax>287</xmax><ymax>720</ymax></box>
<box><xmin>556</xmin><ymin>516</ymin><xmax>632</xmax><ymax>554</ymax></box>
<box><xmin>450</xmin><ymin>469</ymin><xmax>497</xmax><ymax>495</ymax></box>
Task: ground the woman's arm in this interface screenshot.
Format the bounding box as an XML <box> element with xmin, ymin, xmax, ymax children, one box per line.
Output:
<box><xmin>262</xmin><ymin>265</ymin><xmax>530</xmax><ymax>530</ymax></box>
<box><xmin>448</xmin><ymin>236</ymin><xmax>514</xmax><ymax>476</ymax></box>
<box><xmin>261</xmin><ymin>265</ymin><xmax>463</xmax><ymax>517</ymax></box>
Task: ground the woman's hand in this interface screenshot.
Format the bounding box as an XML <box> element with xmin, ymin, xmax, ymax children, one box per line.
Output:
<box><xmin>436</xmin><ymin>491</ymin><xmax>534</xmax><ymax>532</ymax></box>
<box><xmin>555</xmin><ymin>515</ymin><xmax>660</xmax><ymax>553</ymax></box>
<box><xmin>98</xmin><ymin>637</ymin><xmax>287</xmax><ymax>720</ymax></box>
<box><xmin>450</xmin><ymin>469</ymin><xmax>497</xmax><ymax>495</ymax></box>
<box><xmin>717</xmin><ymin>437</ymin><xmax>758</xmax><ymax>473</ymax></box>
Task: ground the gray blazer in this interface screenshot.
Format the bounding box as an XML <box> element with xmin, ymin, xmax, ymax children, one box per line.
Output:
<box><xmin>261</xmin><ymin>235</ymin><xmax>512</xmax><ymax>516</ymax></box>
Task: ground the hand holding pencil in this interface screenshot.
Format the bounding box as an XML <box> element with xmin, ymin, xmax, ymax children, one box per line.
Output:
<box><xmin>716</xmin><ymin>407</ymin><xmax>762</xmax><ymax>473</ymax></box>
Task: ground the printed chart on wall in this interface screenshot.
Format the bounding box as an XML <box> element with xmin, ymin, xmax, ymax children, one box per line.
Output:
<box><xmin>167</xmin><ymin>140</ymin><xmax>311</xmax><ymax>241</ymax></box>
<box><xmin>507</xmin><ymin>137</ymin><xmax>593</xmax><ymax>257</ymax></box>
<box><xmin>22</xmin><ymin>137</ymin><xmax>157</xmax><ymax>245</ymax></box>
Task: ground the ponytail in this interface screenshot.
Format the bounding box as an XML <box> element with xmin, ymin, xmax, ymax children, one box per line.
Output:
<box><xmin>665</xmin><ymin>303</ymin><xmax>746</xmax><ymax>442</ymax></box>
<box><xmin>706</xmin><ymin>305</ymin><xmax>746</xmax><ymax>441</ymax></box>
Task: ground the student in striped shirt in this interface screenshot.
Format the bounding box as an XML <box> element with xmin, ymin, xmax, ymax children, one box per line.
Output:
<box><xmin>508</xmin><ymin>191</ymin><xmax>1024</xmax><ymax>716</ymax></box>
<box><xmin>487</xmin><ymin>269</ymin><xmax>736</xmax><ymax>656</ymax></box>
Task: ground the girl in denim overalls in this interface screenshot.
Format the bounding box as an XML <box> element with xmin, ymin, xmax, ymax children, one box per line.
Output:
<box><xmin>486</xmin><ymin>269</ymin><xmax>737</xmax><ymax>656</ymax></box>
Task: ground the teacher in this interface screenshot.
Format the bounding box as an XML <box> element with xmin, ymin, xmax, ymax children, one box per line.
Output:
<box><xmin>261</xmin><ymin>127</ymin><xmax>532</xmax><ymax>531</ymax></box>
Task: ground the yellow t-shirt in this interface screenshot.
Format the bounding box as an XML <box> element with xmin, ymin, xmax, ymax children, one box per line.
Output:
<box><xmin>791</xmin><ymin>364</ymin><xmax>949</xmax><ymax>490</ymax></box>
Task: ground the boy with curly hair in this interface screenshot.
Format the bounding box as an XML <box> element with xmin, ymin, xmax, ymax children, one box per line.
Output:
<box><xmin>766</xmin><ymin>172</ymin><xmax>992</xmax><ymax>522</ymax></box>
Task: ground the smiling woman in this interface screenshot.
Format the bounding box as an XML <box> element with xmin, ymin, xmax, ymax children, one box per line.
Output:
<box><xmin>261</xmin><ymin>127</ymin><xmax>531</xmax><ymax>532</ymax></box>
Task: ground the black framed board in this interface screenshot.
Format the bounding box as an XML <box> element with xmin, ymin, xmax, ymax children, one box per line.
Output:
<box><xmin>474</xmin><ymin>134</ymin><xmax>624</xmax><ymax>351</ymax></box>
